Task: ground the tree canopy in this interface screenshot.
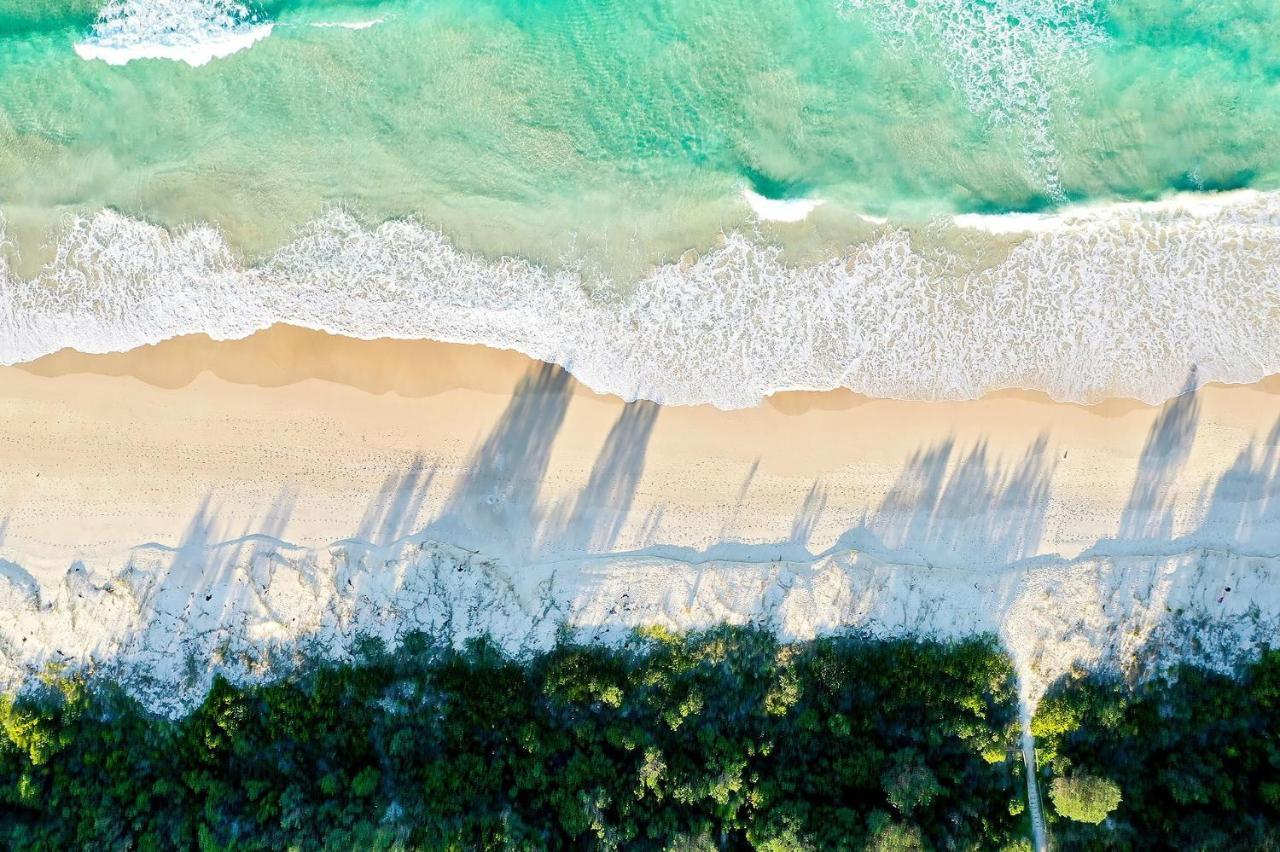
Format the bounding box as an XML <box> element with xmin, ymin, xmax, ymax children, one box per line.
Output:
<box><xmin>1048</xmin><ymin>774</ymin><xmax>1121</xmax><ymax>825</ymax></box>
<box><xmin>0</xmin><ymin>627</ymin><xmax>1029</xmax><ymax>850</ymax></box>
<box><xmin>1033</xmin><ymin>649</ymin><xmax>1280</xmax><ymax>849</ymax></box>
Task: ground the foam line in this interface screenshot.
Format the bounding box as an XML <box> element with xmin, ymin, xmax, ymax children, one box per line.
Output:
<box><xmin>3</xmin><ymin>190</ymin><xmax>1280</xmax><ymax>408</ymax></box>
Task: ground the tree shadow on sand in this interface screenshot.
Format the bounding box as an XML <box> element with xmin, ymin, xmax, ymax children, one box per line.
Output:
<box><xmin>846</xmin><ymin>434</ymin><xmax>1056</xmax><ymax>569</ymax></box>
<box><xmin>1117</xmin><ymin>372</ymin><xmax>1201</xmax><ymax>543</ymax></box>
<box><xmin>14</xmin><ymin>363</ymin><xmax>1280</xmax><ymax>716</ymax></box>
<box><xmin>538</xmin><ymin>399</ymin><xmax>661</xmax><ymax>556</ymax></box>
<box><xmin>349</xmin><ymin>363</ymin><xmax>663</xmax><ymax>563</ymax></box>
<box><xmin>1192</xmin><ymin>419</ymin><xmax>1280</xmax><ymax>552</ymax></box>
<box><xmin>419</xmin><ymin>362</ymin><xmax>574</xmax><ymax>559</ymax></box>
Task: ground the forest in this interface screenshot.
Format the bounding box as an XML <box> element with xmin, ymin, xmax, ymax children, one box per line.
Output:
<box><xmin>1033</xmin><ymin>649</ymin><xmax>1280</xmax><ymax>850</ymax></box>
<box><xmin>0</xmin><ymin>626</ymin><xmax>1029</xmax><ymax>850</ymax></box>
<box><xmin>7</xmin><ymin>621</ymin><xmax>1280</xmax><ymax>849</ymax></box>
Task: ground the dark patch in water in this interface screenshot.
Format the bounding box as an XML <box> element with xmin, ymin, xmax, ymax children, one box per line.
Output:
<box><xmin>740</xmin><ymin>165</ymin><xmax>810</xmax><ymax>201</ymax></box>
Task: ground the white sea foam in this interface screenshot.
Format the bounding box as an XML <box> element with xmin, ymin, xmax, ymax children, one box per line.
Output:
<box><xmin>950</xmin><ymin>190</ymin><xmax>1276</xmax><ymax>234</ymax></box>
<box><xmin>75</xmin><ymin>0</ymin><xmax>273</xmax><ymax>66</ymax></box>
<box><xmin>743</xmin><ymin>190</ymin><xmax>825</xmax><ymax>223</ymax></box>
<box><xmin>4</xmin><ymin>190</ymin><xmax>1280</xmax><ymax>408</ymax></box>
<box><xmin>838</xmin><ymin>0</ymin><xmax>1106</xmax><ymax>197</ymax></box>
<box><xmin>310</xmin><ymin>17</ymin><xmax>385</xmax><ymax>31</ymax></box>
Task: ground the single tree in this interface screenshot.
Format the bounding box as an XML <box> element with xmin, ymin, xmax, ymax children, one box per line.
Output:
<box><xmin>1049</xmin><ymin>774</ymin><xmax>1121</xmax><ymax>825</ymax></box>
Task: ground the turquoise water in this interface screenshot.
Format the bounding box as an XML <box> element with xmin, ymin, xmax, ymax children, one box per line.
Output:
<box><xmin>1</xmin><ymin>0</ymin><xmax>1280</xmax><ymax>404</ymax></box>
<box><xmin>2</xmin><ymin>0</ymin><xmax>1279</xmax><ymax>261</ymax></box>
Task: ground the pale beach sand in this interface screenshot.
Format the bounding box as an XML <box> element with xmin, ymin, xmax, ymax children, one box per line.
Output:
<box><xmin>1</xmin><ymin>325</ymin><xmax>1279</xmax><ymax>710</ymax></box>
<box><xmin>5</xmin><ymin>324</ymin><xmax>1277</xmax><ymax>571</ymax></box>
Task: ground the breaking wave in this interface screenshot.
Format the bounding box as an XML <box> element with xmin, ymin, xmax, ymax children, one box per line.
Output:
<box><xmin>4</xmin><ymin>191</ymin><xmax>1280</xmax><ymax>408</ymax></box>
<box><xmin>74</xmin><ymin>0</ymin><xmax>272</xmax><ymax>65</ymax></box>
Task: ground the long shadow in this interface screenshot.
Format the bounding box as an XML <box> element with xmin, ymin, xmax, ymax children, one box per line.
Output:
<box><xmin>788</xmin><ymin>482</ymin><xmax>829</xmax><ymax>552</ymax></box>
<box><xmin>423</xmin><ymin>362</ymin><xmax>574</xmax><ymax>558</ymax></box>
<box><xmin>126</xmin><ymin>494</ymin><xmax>233</xmax><ymax>665</ymax></box>
<box><xmin>355</xmin><ymin>455</ymin><xmax>435</xmax><ymax>548</ymax></box>
<box><xmin>345</xmin><ymin>363</ymin><xmax>664</xmax><ymax>569</ymax></box>
<box><xmin>844</xmin><ymin>434</ymin><xmax>1056</xmax><ymax>569</ymax></box>
<box><xmin>717</xmin><ymin>457</ymin><xmax>761</xmax><ymax>540</ymax></box>
<box><xmin>622</xmin><ymin>432</ymin><xmax>1057</xmax><ymax>578</ymax></box>
<box><xmin>121</xmin><ymin>488</ymin><xmax>297</xmax><ymax>677</ymax></box>
<box><xmin>867</xmin><ymin>441</ymin><xmax>953</xmax><ymax>556</ymax></box>
<box><xmin>540</xmin><ymin>400</ymin><xmax>661</xmax><ymax>556</ymax></box>
<box><xmin>1193</xmin><ymin>417</ymin><xmax>1280</xmax><ymax>551</ymax></box>
<box><xmin>622</xmin><ymin>433</ymin><xmax>1058</xmax><ymax>639</ymax></box>
<box><xmin>1117</xmin><ymin>374</ymin><xmax>1200</xmax><ymax>542</ymax></box>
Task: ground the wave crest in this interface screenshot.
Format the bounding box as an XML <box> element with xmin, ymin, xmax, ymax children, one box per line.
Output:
<box><xmin>74</xmin><ymin>0</ymin><xmax>272</xmax><ymax>65</ymax></box>
<box><xmin>4</xmin><ymin>192</ymin><xmax>1280</xmax><ymax>407</ymax></box>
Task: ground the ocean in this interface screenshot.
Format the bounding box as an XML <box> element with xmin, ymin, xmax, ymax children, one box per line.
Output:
<box><xmin>2</xmin><ymin>0</ymin><xmax>1279</xmax><ymax>405</ymax></box>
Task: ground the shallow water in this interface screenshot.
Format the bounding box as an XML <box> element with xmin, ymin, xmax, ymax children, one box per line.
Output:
<box><xmin>4</xmin><ymin>0</ymin><xmax>1280</xmax><ymax>257</ymax></box>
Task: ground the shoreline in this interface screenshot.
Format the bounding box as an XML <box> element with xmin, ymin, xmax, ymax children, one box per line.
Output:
<box><xmin>21</xmin><ymin>321</ymin><xmax>1278</xmax><ymax>412</ymax></box>
<box><xmin>6</xmin><ymin>186</ymin><xmax>1280</xmax><ymax>408</ymax></box>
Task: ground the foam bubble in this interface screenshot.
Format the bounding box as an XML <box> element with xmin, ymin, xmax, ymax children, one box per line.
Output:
<box><xmin>4</xmin><ymin>191</ymin><xmax>1280</xmax><ymax>408</ymax></box>
<box><xmin>75</xmin><ymin>0</ymin><xmax>273</xmax><ymax>66</ymax></box>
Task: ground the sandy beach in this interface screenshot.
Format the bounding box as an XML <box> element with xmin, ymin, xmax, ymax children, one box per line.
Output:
<box><xmin>2</xmin><ymin>325</ymin><xmax>1279</xmax><ymax>710</ymax></box>
<box><xmin>5</xmin><ymin>323</ymin><xmax>1279</xmax><ymax>570</ymax></box>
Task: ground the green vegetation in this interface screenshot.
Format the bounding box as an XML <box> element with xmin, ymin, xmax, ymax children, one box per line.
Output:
<box><xmin>1033</xmin><ymin>650</ymin><xmax>1280</xmax><ymax>849</ymax></box>
<box><xmin>1047</xmin><ymin>774</ymin><xmax>1121</xmax><ymax>825</ymax></box>
<box><xmin>0</xmin><ymin>627</ymin><xmax>1028</xmax><ymax>850</ymax></box>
